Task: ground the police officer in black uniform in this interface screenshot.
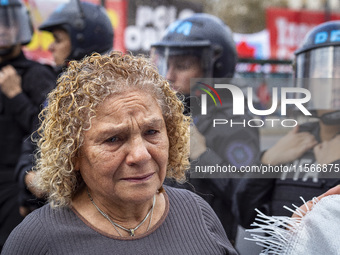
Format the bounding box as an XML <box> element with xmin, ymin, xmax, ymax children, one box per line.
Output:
<box><xmin>15</xmin><ymin>1</ymin><xmax>114</xmax><ymax>217</ymax></box>
<box><xmin>234</xmin><ymin>21</ymin><xmax>340</xmax><ymax>228</ymax></box>
<box><xmin>0</xmin><ymin>0</ymin><xmax>56</xmax><ymax>249</ymax></box>
<box><xmin>38</xmin><ymin>1</ymin><xmax>114</xmax><ymax>72</ymax></box>
<box><xmin>152</xmin><ymin>13</ymin><xmax>261</xmax><ymax>245</ymax></box>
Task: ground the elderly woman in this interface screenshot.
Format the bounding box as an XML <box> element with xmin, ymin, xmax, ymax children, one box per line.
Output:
<box><xmin>2</xmin><ymin>52</ymin><xmax>237</xmax><ymax>255</ymax></box>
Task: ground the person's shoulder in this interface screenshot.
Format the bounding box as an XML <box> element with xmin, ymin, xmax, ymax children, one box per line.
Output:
<box><xmin>18</xmin><ymin>56</ymin><xmax>56</xmax><ymax>77</ymax></box>
<box><xmin>1</xmin><ymin>205</ymin><xmax>55</xmax><ymax>254</ymax></box>
<box><xmin>164</xmin><ymin>185</ymin><xmax>232</xmax><ymax>247</ymax></box>
<box><xmin>21</xmin><ymin>203</ymin><xmax>72</xmax><ymax>226</ymax></box>
<box><xmin>18</xmin><ymin>204</ymin><xmax>53</xmax><ymax>223</ymax></box>
<box><xmin>2</xmin><ymin>205</ymin><xmax>48</xmax><ymax>246</ymax></box>
<box><xmin>164</xmin><ymin>184</ymin><xmax>198</xmax><ymax>199</ymax></box>
<box><xmin>8</xmin><ymin>204</ymin><xmax>72</xmax><ymax>239</ymax></box>
<box><xmin>27</xmin><ymin>61</ymin><xmax>56</xmax><ymax>75</ymax></box>
<box><xmin>163</xmin><ymin>184</ymin><xmax>212</xmax><ymax>211</ymax></box>
<box><xmin>162</xmin><ymin>186</ymin><xmax>236</xmax><ymax>254</ymax></box>
<box><xmin>22</xmin><ymin>60</ymin><xmax>57</xmax><ymax>89</ymax></box>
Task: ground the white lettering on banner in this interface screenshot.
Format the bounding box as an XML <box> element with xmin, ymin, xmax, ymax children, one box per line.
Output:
<box><xmin>275</xmin><ymin>17</ymin><xmax>314</xmax><ymax>58</ymax></box>
<box><xmin>125</xmin><ymin>5</ymin><xmax>195</xmax><ymax>52</ymax></box>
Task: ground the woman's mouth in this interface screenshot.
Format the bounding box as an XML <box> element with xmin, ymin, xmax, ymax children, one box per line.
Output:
<box><xmin>121</xmin><ymin>173</ymin><xmax>154</xmax><ymax>183</ymax></box>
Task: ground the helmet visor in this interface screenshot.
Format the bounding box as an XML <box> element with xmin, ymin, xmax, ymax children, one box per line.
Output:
<box><xmin>0</xmin><ymin>5</ymin><xmax>32</xmax><ymax>47</ymax></box>
<box><xmin>295</xmin><ymin>46</ymin><xmax>340</xmax><ymax>110</ymax></box>
<box><xmin>296</xmin><ymin>46</ymin><xmax>340</xmax><ymax>78</ymax></box>
<box><xmin>151</xmin><ymin>45</ymin><xmax>214</xmax><ymax>79</ymax></box>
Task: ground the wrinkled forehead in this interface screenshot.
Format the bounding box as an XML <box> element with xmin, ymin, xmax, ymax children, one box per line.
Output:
<box><xmin>89</xmin><ymin>90</ymin><xmax>165</xmax><ymax>129</ymax></box>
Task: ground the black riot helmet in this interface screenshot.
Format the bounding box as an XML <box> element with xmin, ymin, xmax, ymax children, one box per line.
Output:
<box><xmin>294</xmin><ymin>21</ymin><xmax>340</xmax><ymax>124</ymax></box>
<box><xmin>39</xmin><ymin>1</ymin><xmax>114</xmax><ymax>61</ymax></box>
<box><xmin>0</xmin><ymin>0</ymin><xmax>33</xmax><ymax>54</ymax></box>
<box><xmin>151</xmin><ymin>13</ymin><xmax>237</xmax><ymax>78</ymax></box>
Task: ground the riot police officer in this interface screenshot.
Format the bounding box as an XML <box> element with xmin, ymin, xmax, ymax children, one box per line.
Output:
<box><xmin>39</xmin><ymin>1</ymin><xmax>114</xmax><ymax>70</ymax></box>
<box><xmin>0</xmin><ymin>0</ymin><xmax>56</xmax><ymax>249</ymax></box>
<box><xmin>15</xmin><ymin>1</ymin><xmax>114</xmax><ymax>218</ymax></box>
<box><xmin>235</xmin><ymin>20</ymin><xmax>340</xmax><ymax>229</ymax></box>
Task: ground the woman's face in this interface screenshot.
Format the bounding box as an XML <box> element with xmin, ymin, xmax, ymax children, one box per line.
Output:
<box><xmin>0</xmin><ymin>24</ymin><xmax>16</xmax><ymax>47</ymax></box>
<box><xmin>49</xmin><ymin>28</ymin><xmax>71</xmax><ymax>66</ymax></box>
<box><xmin>165</xmin><ymin>55</ymin><xmax>203</xmax><ymax>95</ymax></box>
<box><xmin>75</xmin><ymin>90</ymin><xmax>169</xmax><ymax>205</ymax></box>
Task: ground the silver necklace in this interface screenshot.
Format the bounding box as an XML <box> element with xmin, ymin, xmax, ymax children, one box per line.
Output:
<box><xmin>87</xmin><ymin>189</ymin><xmax>156</xmax><ymax>237</ymax></box>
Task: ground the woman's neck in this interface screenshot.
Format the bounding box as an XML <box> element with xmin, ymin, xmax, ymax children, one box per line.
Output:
<box><xmin>96</xmin><ymin>193</ymin><xmax>155</xmax><ymax>228</ymax></box>
<box><xmin>72</xmin><ymin>186</ymin><xmax>165</xmax><ymax>237</ymax></box>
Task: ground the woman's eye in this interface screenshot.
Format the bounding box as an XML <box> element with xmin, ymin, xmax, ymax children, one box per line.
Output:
<box><xmin>175</xmin><ymin>63</ymin><xmax>189</xmax><ymax>70</ymax></box>
<box><xmin>145</xmin><ymin>130</ymin><xmax>157</xmax><ymax>135</ymax></box>
<box><xmin>107</xmin><ymin>137</ymin><xmax>118</xmax><ymax>143</ymax></box>
<box><xmin>53</xmin><ymin>36</ymin><xmax>61</xmax><ymax>43</ymax></box>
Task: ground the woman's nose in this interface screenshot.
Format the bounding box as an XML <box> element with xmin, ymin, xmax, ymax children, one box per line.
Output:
<box><xmin>48</xmin><ymin>42</ymin><xmax>55</xmax><ymax>52</ymax></box>
<box><xmin>125</xmin><ymin>137</ymin><xmax>152</xmax><ymax>166</ymax></box>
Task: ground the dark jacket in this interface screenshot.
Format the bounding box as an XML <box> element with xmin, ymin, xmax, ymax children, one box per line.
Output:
<box><xmin>0</xmin><ymin>52</ymin><xmax>56</xmax><ymax>248</ymax></box>
<box><xmin>14</xmin><ymin>65</ymin><xmax>65</xmax><ymax>210</ymax></box>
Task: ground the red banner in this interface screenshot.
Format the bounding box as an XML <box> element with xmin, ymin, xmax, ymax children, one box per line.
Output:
<box><xmin>266</xmin><ymin>7</ymin><xmax>340</xmax><ymax>60</ymax></box>
<box><xmin>85</xmin><ymin>0</ymin><xmax>127</xmax><ymax>52</ymax></box>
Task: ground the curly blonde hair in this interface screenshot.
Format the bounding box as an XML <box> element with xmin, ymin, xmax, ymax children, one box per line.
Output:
<box><xmin>34</xmin><ymin>51</ymin><xmax>191</xmax><ymax>208</ymax></box>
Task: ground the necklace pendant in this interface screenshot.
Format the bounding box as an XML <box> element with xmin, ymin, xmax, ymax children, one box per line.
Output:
<box><xmin>129</xmin><ymin>229</ymin><xmax>135</xmax><ymax>236</ymax></box>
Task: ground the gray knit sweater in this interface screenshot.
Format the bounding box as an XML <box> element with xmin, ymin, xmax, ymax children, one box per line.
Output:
<box><xmin>2</xmin><ymin>186</ymin><xmax>238</xmax><ymax>255</ymax></box>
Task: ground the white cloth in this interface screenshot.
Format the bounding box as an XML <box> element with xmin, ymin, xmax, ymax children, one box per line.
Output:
<box><xmin>247</xmin><ymin>194</ymin><xmax>340</xmax><ymax>255</ymax></box>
